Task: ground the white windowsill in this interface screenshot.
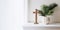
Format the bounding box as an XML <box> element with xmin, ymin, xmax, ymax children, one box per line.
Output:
<box><xmin>23</xmin><ymin>23</ymin><xmax>60</xmax><ymax>27</ymax></box>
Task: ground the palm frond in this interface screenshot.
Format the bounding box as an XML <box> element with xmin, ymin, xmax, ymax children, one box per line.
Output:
<box><xmin>39</xmin><ymin>3</ymin><xmax>58</xmax><ymax>16</ymax></box>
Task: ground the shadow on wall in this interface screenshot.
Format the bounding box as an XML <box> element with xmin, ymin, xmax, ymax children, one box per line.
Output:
<box><xmin>53</xmin><ymin>6</ymin><xmax>60</xmax><ymax>23</ymax></box>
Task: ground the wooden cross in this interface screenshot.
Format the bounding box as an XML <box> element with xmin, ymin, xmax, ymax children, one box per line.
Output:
<box><xmin>33</xmin><ymin>9</ymin><xmax>39</xmax><ymax>24</ymax></box>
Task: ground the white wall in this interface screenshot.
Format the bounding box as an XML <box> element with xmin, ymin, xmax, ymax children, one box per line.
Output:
<box><xmin>28</xmin><ymin>0</ymin><xmax>60</xmax><ymax>23</ymax></box>
<box><xmin>0</xmin><ymin>0</ymin><xmax>24</xmax><ymax>30</ymax></box>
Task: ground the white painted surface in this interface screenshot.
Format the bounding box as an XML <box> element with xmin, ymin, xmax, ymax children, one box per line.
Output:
<box><xmin>27</xmin><ymin>0</ymin><xmax>60</xmax><ymax>23</ymax></box>
<box><xmin>23</xmin><ymin>23</ymin><xmax>60</xmax><ymax>30</ymax></box>
<box><xmin>23</xmin><ymin>23</ymin><xmax>60</xmax><ymax>27</ymax></box>
<box><xmin>23</xmin><ymin>27</ymin><xmax>60</xmax><ymax>30</ymax></box>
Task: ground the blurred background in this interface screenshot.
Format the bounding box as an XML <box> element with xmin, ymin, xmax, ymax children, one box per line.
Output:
<box><xmin>0</xmin><ymin>0</ymin><xmax>25</xmax><ymax>30</ymax></box>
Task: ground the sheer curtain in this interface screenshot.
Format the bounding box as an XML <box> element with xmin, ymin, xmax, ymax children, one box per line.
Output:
<box><xmin>0</xmin><ymin>0</ymin><xmax>24</xmax><ymax>30</ymax></box>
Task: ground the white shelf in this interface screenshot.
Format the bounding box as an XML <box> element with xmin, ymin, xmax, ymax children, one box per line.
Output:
<box><xmin>23</xmin><ymin>23</ymin><xmax>60</xmax><ymax>27</ymax></box>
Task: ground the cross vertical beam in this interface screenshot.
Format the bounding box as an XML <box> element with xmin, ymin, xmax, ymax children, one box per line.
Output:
<box><xmin>33</xmin><ymin>9</ymin><xmax>39</xmax><ymax>24</ymax></box>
